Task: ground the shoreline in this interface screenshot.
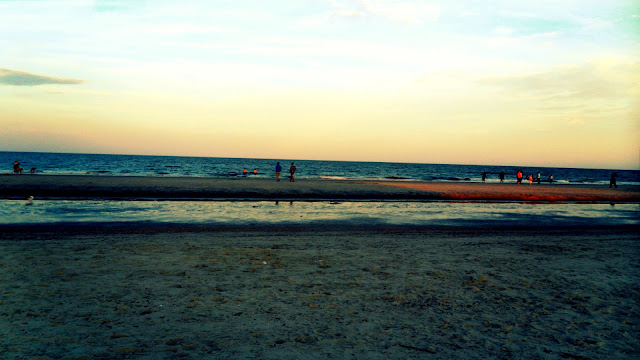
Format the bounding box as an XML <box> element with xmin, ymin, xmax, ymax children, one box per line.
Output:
<box><xmin>1</xmin><ymin>175</ymin><xmax>638</xmax><ymax>202</ymax></box>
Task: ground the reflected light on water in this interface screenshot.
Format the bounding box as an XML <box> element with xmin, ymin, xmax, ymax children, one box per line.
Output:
<box><xmin>1</xmin><ymin>200</ymin><xmax>638</xmax><ymax>227</ymax></box>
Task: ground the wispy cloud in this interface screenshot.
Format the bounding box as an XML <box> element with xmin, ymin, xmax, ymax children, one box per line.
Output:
<box><xmin>0</xmin><ymin>69</ymin><xmax>84</xmax><ymax>86</ymax></box>
<box><xmin>475</xmin><ymin>60</ymin><xmax>638</xmax><ymax>101</ymax></box>
<box><xmin>308</xmin><ymin>0</ymin><xmax>440</xmax><ymax>26</ymax></box>
<box><xmin>362</xmin><ymin>0</ymin><xmax>440</xmax><ymax>24</ymax></box>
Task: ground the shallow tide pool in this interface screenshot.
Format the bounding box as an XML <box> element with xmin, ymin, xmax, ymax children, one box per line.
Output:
<box><xmin>1</xmin><ymin>200</ymin><xmax>638</xmax><ymax>228</ymax></box>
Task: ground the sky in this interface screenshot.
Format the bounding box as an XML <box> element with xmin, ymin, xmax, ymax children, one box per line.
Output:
<box><xmin>1</xmin><ymin>0</ymin><xmax>639</xmax><ymax>169</ymax></box>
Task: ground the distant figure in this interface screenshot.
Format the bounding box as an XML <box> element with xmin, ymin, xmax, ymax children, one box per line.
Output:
<box><xmin>548</xmin><ymin>174</ymin><xmax>553</xmax><ymax>183</ymax></box>
<box><xmin>253</xmin><ymin>169</ymin><xmax>257</xmax><ymax>175</ymax></box>
<box><xmin>516</xmin><ymin>170</ymin><xmax>523</xmax><ymax>185</ymax></box>
<box><xmin>30</xmin><ymin>167</ymin><xmax>36</xmax><ymax>174</ymax></box>
<box><xmin>499</xmin><ymin>171</ymin><xmax>505</xmax><ymax>183</ymax></box>
<box><xmin>481</xmin><ymin>172</ymin><xmax>487</xmax><ymax>182</ymax></box>
<box><xmin>12</xmin><ymin>161</ymin><xmax>23</xmax><ymax>174</ymax></box>
<box><xmin>528</xmin><ymin>174</ymin><xmax>533</xmax><ymax>186</ymax></box>
<box><xmin>536</xmin><ymin>172</ymin><xmax>541</xmax><ymax>184</ymax></box>
<box><xmin>242</xmin><ymin>168</ymin><xmax>247</xmax><ymax>175</ymax></box>
<box><xmin>289</xmin><ymin>162</ymin><xmax>297</xmax><ymax>182</ymax></box>
<box><xmin>275</xmin><ymin>162</ymin><xmax>282</xmax><ymax>182</ymax></box>
<box><xmin>610</xmin><ymin>172</ymin><xmax>618</xmax><ymax>188</ymax></box>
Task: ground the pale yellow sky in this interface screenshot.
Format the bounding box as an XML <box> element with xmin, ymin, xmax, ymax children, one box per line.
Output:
<box><xmin>1</xmin><ymin>0</ymin><xmax>639</xmax><ymax>169</ymax></box>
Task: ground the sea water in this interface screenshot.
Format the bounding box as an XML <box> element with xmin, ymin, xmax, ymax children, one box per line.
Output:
<box><xmin>1</xmin><ymin>200</ymin><xmax>638</xmax><ymax>228</ymax></box>
<box><xmin>3</xmin><ymin>151</ymin><xmax>638</xmax><ymax>228</ymax></box>
<box><xmin>2</xmin><ymin>151</ymin><xmax>639</xmax><ymax>185</ymax></box>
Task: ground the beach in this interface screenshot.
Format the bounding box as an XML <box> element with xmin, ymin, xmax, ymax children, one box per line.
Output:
<box><xmin>1</xmin><ymin>176</ymin><xmax>639</xmax><ymax>359</ymax></box>
<box><xmin>1</xmin><ymin>225</ymin><xmax>639</xmax><ymax>359</ymax></box>
<box><xmin>1</xmin><ymin>175</ymin><xmax>639</xmax><ymax>202</ymax></box>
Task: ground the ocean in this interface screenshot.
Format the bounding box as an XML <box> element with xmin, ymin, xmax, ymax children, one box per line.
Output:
<box><xmin>3</xmin><ymin>151</ymin><xmax>639</xmax><ymax>185</ymax></box>
<box><xmin>1</xmin><ymin>199</ymin><xmax>638</xmax><ymax>228</ymax></box>
<box><xmin>2</xmin><ymin>151</ymin><xmax>638</xmax><ymax>227</ymax></box>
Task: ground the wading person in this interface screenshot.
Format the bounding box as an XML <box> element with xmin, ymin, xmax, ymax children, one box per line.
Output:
<box><xmin>275</xmin><ymin>162</ymin><xmax>282</xmax><ymax>182</ymax></box>
<box><xmin>610</xmin><ymin>172</ymin><xmax>618</xmax><ymax>188</ymax></box>
<box><xmin>289</xmin><ymin>162</ymin><xmax>297</xmax><ymax>182</ymax></box>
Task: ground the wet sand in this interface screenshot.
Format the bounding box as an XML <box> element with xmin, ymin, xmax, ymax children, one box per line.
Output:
<box><xmin>1</xmin><ymin>226</ymin><xmax>638</xmax><ymax>359</ymax></box>
<box><xmin>1</xmin><ymin>175</ymin><xmax>638</xmax><ymax>202</ymax></box>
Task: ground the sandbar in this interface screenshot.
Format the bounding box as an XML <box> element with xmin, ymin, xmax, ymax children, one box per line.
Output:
<box><xmin>1</xmin><ymin>175</ymin><xmax>638</xmax><ymax>202</ymax></box>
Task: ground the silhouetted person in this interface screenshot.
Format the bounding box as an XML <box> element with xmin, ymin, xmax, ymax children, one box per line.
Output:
<box><xmin>499</xmin><ymin>171</ymin><xmax>505</xmax><ymax>183</ymax></box>
<box><xmin>610</xmin><ymin>172</ymin><xmax>618</xmax><ymax>188</ymax></box>
<box><xmin>548</xmin><ymin>174</ymin><xmax>553</xmax><ymax>183</ymax></box>
<box><xmin>13</xmin><ymin>161</ymin><xmax>22</xmax><ymax>174</ymax></box>
<box><xmin>516</xmin><ymin>170</ymin><xmax>523</xmax><ymax>185</ymax></box>
<box><xmin>536</xmin><ymin>172</ymin><xmax>541</xmax><ymax>184</ymax></box>
<box><xmin>30</xmin><ymin>167</ymin><xmax>36</xmax><ymax>174</ymax></box>
<box><xmin>289</xmin><ymin>162</ymin><xmax>297</xmax><ymax>182</ymax></box>
<box><xmin>242</xmin><ymin>168</ymin><xmax>247</xmax><ymax>175</ymax></box>
<box><xmin>481</xmin><ymin>172</ymin><xmax>487</xmax><ymax>182</ymax></box>
<box><xmin>275</xmin><ymin>162</ymin><xmax>282</xmax><ymax>182</ymax></box>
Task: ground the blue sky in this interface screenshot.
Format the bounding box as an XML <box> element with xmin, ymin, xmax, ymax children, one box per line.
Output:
<box><xmin>1</xmin><ymin>0</ymin><xmax>639</xmax><ymax>168</ymax></box>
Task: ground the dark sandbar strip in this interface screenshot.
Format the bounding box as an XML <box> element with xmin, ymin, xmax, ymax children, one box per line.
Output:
<box><xmin>0</xmin><ymin>175</ymin><xmax>638</xmax><ymax>202</ymax></box>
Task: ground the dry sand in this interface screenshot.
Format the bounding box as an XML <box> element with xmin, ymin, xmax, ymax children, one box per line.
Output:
<box><xmin>1</xmin><ymin>175</ymin><xmax>638</xmax><ymax>202</ymax></box>
<box><xmin>1</xmin><ymin>226</ymin><xmax>639</xmax><ymax>359</ymax></box>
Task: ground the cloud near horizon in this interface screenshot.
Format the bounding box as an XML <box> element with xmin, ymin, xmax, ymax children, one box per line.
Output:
<box><xmin>475</xmin><ymin>60</ymin><xmax>639</xmax><ymax>100</ymax></box>
<box><xmin>0</xmin><ymin>68</ymin><xmax>84</xmax><ymax>86</ymax></box>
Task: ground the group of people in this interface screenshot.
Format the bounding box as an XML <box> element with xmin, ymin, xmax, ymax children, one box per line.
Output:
<box><xmin>275</xmin><ymin>162</ymin><xmax>296</xmax><ymax>182</ymax></box>
<box><xmin>482</xmin><ymin>170</ymin><xmax>554</xmax><ymax>185</ymax></box>
<box><xmin>243</xmin><ymin>162</ymin><xmax>297</xmax><ymax>182</ymax></box>
<box><xmin>515</xmin><ymin>170</ymin><xmax>553</xmax><ymax>185</ymax></box>
<box><xmin>12</xmin><ymin>161</ymin><xmax>35</xmax><ymax>174</ymax></box>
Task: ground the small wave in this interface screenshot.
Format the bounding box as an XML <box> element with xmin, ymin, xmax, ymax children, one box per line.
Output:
<box><xmin>320</xmin><ymin>176</ymin><xmax>349</xmax><ymax>180</ymax></box>
<box><xmin>385</xmin><ymin>176</ymin><xmax>411</xmax><ymax>180</ymax></box>
<box><xmin>431</xmin><ymin>177</ymin><xmax>471</xmax><ymax>181</ymax></box>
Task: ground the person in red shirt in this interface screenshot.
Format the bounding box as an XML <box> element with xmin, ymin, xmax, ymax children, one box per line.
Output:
<box><xmin>516</xmin><ymin>170</ymin><xmax>523</xmax><ymax>185</ymax></box>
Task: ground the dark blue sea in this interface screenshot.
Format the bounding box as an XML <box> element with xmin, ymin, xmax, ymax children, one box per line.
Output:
<box><xmin>3</xmin><ymin>151</ymin><xmax>639</xmax><ymax>185</ymax></box>
<box><xmin>2</xmin><ymin>151</ymin><xmax>639</xmax><ymax>227</ymax></box>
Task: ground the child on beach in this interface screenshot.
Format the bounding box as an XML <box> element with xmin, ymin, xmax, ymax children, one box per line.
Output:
<box><xmin>528</xmin><ymin>174</ymin><xmax>533</xmax><ymax>185</ymax></box>
<box><xmin>516</xmin><ymin>170</ymin><xmax>523</xmax><ymax>185</ymax></box>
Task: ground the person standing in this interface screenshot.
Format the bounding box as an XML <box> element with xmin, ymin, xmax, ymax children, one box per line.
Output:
<box><xmin>536</xmin><ymin>172</ymin><xmax>541</xmax><ymax>184</ymax></box>
<box><xmin>289</xmin><ymin>162</ymin><xmax>297</xmax><ymax>182</ymax></box>
<box><xmin>528</xmin><ymin>174</ymin><xmax>533</xmax><ymax>186</ymax></box>
<box><xmin>275</xmin><ymin>162</ymin><xmax>282</xmax><ymax>182</ymax></box>
<box><xmin>610</xmin><ymin>172</ymin><xmax>618</xmax><ymax>188</ymax></box>
<box><xmin>516</xmin><ymin>170</ymin><xmax>523</xmax><ymax>185</ymax></box>
<box><xmin>481</xmin><ymin>172</ymin><xmax>487</xmax><ymax>182</ymax></box>
<box><xmin>499</xmin><ymin>171</ymin><xmax>505</xmax><ymax>183</ymax></box>
<box><xmin>13</xmin><ymin>161</ymin><xmax>22</xmax><ymax>174</ymax></box>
